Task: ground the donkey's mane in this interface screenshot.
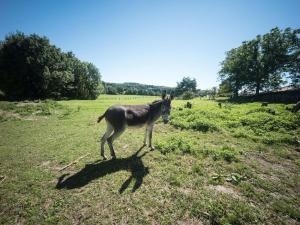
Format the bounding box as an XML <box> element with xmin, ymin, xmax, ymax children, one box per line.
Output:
<box><xmin>151</xmin><ymin>99</ymin><xmax>162</xmax><ymax>104</ymax></box>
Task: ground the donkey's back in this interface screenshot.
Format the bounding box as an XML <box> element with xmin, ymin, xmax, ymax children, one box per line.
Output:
<box><xmin>98</xmin><ymin>104</ymin><xmax>151</xmax><ymax>128</ymax></box>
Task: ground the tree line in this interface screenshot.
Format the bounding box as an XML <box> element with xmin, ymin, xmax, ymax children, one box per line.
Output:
<box><xmin>104</xmin><ymin>82</ymin><xmax>175</xmax><ymax>96</ymax></box>
<box><xmin>219</xmin><ymin>27</ymin><xmax>300</xmax><ymax>97</ymax></box>
<box><xmin>104</xmin><ymin>78</ymin><xmax>214</xmax><ymax>99</ymax></box>
<box><xmin>0</xmin><ymin>32</ymin><xmax>101</xmax><ymax>100</ymax></box>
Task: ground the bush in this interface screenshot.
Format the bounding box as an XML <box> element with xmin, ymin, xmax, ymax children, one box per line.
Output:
<box><xmin>181</xmin><ymin>91</ymin><xmax>195</xmax><ymax>100</ymax></box>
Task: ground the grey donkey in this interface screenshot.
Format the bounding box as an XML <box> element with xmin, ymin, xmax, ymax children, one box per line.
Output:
<box><xmin>97</xmin><ymin>92</ymin><xmax>174</xmax><ymax>160</ymax></box>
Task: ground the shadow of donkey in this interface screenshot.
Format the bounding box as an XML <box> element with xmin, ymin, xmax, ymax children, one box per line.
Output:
<box><xmin>56</xmin><ymin>146</ymin><xmax>149</xmax><ymax>193</ymax></box>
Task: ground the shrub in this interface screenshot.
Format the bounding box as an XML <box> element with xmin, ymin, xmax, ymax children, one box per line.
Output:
<box><xmin>181</xmin><ymin>91</ymin><xmax>195</xmax><ymax>100</ymax></box>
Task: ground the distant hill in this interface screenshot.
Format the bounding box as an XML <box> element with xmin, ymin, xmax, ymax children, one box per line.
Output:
<box><xmin>103</xmin><ymin>82</ymin><xmax>175</xmax><ymax>96</ymax></box>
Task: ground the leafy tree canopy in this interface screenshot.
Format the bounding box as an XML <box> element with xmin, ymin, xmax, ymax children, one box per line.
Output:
<box><xmin>219</xmin><ymin>27</ymin><xmax>300</xmax><ymax>97</ymax></box>
<box><xmin>0</xmin><ymin>32</ymin><xmax>101</xmax><ymax>100</ymax></box>
<box><xmin>175</xmin><ymin>77</ymin><xmax>197</xmax><ymax>96</ymax></box>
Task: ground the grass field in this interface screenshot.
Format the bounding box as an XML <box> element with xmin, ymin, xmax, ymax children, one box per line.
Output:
<box><xmin>0</xmin><ymin>95</ymin><xmax>300</xmax><ymax>224</ymax></box>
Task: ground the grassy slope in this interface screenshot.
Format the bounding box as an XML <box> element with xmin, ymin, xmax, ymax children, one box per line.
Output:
<box><xmin>0</xmin><ymin>95</ymin><xmax>299</xmax><ymax>225</ymax></box>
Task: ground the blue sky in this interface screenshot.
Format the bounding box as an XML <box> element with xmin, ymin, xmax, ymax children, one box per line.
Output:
<box><xmin>1</xmin><ymin>0</ymin><xmax>299</xmax><ymax>89</ymax></box>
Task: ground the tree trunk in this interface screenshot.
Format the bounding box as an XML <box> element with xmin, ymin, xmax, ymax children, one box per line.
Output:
<box><xmin>255</xmin><ymin>82</ymin><xmax>260</xmax><ymax>95</ymax></box>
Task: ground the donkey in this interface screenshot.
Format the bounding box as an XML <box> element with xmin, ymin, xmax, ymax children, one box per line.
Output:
<box><xmin>97</xmin><ymin>92</ymin><xmax>174</xmax><ymax>160</ymax></box>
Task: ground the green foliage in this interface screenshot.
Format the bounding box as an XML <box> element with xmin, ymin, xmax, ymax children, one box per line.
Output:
<box><xmin>180</xmin><ymin>91</ymin><xmax>195</xmax><ymax>100</ymax></box>
<box><xmin>218</xmin><ymin>80</ymin><xmax>232</xmax><ymax>97</ymax></box>
<box><xmin>225</xmin><ymin>173</ymin><xmax>247</xmax><ymax>185</ymax></box>
<box><xmin>209</xmin><ymin>146</ymin><xmax>240</xmax><ymax>163</ymax></box>
<box><xmin>175</xmin><ymin>77</ymin><xmax>197</xmax><ymax>96</ymax></box>
<box><xmin>170</xmin><ymin>99</ymin><xmax>300</xmax><ymax>145</ymax></box>
<box><xmin>156</xmin><ymin>134</ymin><xmax>239</xmax><ymax>162</ymax></box>
<box><xmin>155</xmin><ymin>134</ymin><xmax>197</xmax><ymax>155</ymax></box>
<box><xmin>246</xmin><ymin>107</ymin><xmax>276</xmax><ymax>115</ymax></box>
<box><xmin>171</xmin><ymin>109</ymin><xmax>220</xmax><ymax>132</ymax></box>
<box><xmin>104</xmin><ymin>82</ymin><xmax>175</xmax><ymax>96</ymax></box>
<box><xmin>0</xmin><ymin>32</ymin><xmax>101</xmax><ymax>100</ymax></box>
<box><xmin>219</xmin><ymin>27</ymin><xmax>300</xmax><ymax>96</ymax></box>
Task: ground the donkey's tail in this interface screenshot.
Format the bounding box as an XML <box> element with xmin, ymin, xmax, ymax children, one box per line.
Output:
<box><xmin>97</xmin><ymin>113</ymin><xmax>106</xmax><ymax>123</ymax></box>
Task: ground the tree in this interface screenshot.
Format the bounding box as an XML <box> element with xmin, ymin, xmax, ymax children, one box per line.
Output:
<box><xmin>218</xmin><ymin>80</ymin><xmax>232</xmax><ymax>96</ymax></box>
<box><xmin>219</xmin><ymin>27</ymin><xmax>300</xmax><ymax>96</ymax></box>
<box><xmin>283</xmin><ymin>28</ymin><xmax>300</xmax><ymax>86</ymax></box>
<box><xmin>175</xmin><ymin>77</ymin><xmax>197</xmax><ymax>96</ymax></box>
<box><xmin>219</xmin><ymin>46</ymin><xmax>249</xmax><ymax>97</ymax></box>
<box><xmin>0</xmin><ymin>32</ymin><xmax>102</xmax><ymax>100</ymax></box>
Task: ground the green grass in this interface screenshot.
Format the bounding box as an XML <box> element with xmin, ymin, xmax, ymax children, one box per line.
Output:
<box><xmin>0</xmin><ymin>95</ymin><xmax>299</xmax><ymax>224</ymax></box>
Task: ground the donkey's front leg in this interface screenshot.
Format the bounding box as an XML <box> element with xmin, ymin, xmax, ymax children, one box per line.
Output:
<box><xmin>148</xmin><ymin>125</ymin><xmax>155</xmax><ymax>151</ymax></box>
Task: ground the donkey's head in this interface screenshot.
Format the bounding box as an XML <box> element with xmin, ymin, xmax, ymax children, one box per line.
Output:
<box><xmin>161</xmin><ymin>92</ymin><xmax>174</xmax><ymax>124</ymax></box>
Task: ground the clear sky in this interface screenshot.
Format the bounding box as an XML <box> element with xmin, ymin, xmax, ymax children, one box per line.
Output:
<box><xmin>1</xmin><ymin>0</ymin><xmax>299</xmax><ymax>89</ymax></box>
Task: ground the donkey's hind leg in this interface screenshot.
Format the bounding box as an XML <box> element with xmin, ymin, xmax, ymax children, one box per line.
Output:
<box><xmin>107</xmin><ymin>126</ymin><xmax>126</xmax><ymax>159</ymax></box>
<box><xmin>148</xmin><ymin>125</ymin><xmax>155</xmax><ymax>151</ymax></box>
<box><xmin>143</xmin><ymin>126</ymin><xmax>150</xmax><ymax>147</ymax></box>
<box><xmin>100</xmin><ymin>122</ymin><xmax>113</xmax><ymax>160</ymax></box>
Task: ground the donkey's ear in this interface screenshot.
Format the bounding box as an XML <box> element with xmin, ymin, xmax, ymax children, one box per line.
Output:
<box><xmin>162</xmin><ymin>90</ymin><xmax>167</xmax><ymax>99</ymax></box>
<box><xmin>170</xmin><ymin>93</ymin><xmax>174</xmax><ymax>100</ymax></box>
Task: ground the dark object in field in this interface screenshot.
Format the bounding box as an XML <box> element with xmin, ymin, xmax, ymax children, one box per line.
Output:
<box><xmin>97</xmin><ymin>92</ymin><xmax>174</xmax><ymax>160</ymax></box>
<box><xmin>184</xmin><ymin>102</ymin><xmax>192</xmax><ymax>109</ymax></box>
<box><xmin>292</xmin><ymin>101</ymin><xmax>300</xmax><ymax>113</ymax></box>
<box><xmin>218</xmin><ymin>102</ymin><xmax>222</xmax><ymax>108</ymax></box>
<box><xmin>178</xmin><ymin>107</ymin><xmax>183</xmax><ymax>111</ymax></box>
<box><xmin>285</xmin><ymin>106</ymin><xmax>292</xmax><ymax>111</ymax></box>
<box><xmin>261</xmin><ymin>102</ymin><xmax>268</xmax><ymax>107</ymax></box>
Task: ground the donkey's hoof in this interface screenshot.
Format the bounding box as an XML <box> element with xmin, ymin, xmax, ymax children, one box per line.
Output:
<box><xmin>150</xmin><ymin>146</ymin><xmax>155</xmax><ymax>151</ymax></box>
<box><xmin>102</xmin><ymin>155</ymin><xmax>107</xmax><ymax>160</ymax></box>
<box><xmin>111</xmin><ymin>155</ymin><xmax>116</xmax><ymax>160</ymax></box>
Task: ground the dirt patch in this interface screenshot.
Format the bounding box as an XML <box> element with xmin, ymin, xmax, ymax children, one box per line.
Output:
<box><xmin>0</xmin><ymin>110</ymin><xmax>38</xmax><ymax>121</ymax></box>
<box><xmin>256</xmin><ymin>172</ymin><xmax>281</xmax><ymax>183</ymax></box>
<box><xmin>247</xmin><ymin>152</ymin><xmax>294</xmax><ymax>173</ymax></box>
<box><xmin>0</xmin><ymin>110</ymin><xmax>22</xmax><ymax>121</ymax></box>
<box><xmin>178</xmin><ymin>187</ymin><xmax>194</xmax><ymax>195</ymax></box>
<box><xmin>16</xmin><ymin>102</ymin><xmax>39</xmax><ymax>107</ymax></box>
<box><xmin>39</xmin><ymin>160</ymin><xmax>62</xmax><ymax>171</ymax></box>
<box><xmin>209</xmin><ymin>185</ymin><xmax>240</xmax><ymax>198</ymax></box>
<box><xmin>177</xmin><ymin>217</ymin><xmax>203</xmax><ymax>225</ymax></box>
